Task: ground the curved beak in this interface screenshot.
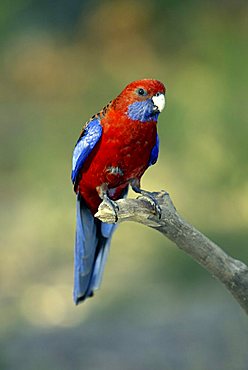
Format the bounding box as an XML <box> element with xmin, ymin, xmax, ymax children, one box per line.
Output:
<box><xmin>152</xmin><ymin>93</ymin><xmax>165</xmax><ymax>113</ymax></box>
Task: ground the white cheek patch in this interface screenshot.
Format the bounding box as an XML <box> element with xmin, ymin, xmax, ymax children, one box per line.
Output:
<box><xmin>152</xmin><ymin>93</ymin><xmax>165</xmax><ymax>112</ymax></box>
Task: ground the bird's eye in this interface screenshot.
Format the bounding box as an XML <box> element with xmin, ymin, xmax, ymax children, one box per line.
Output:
<box><xmin>137</xmin><ymin>88</ymin><xmax>147</xmax><ymax>96</ymax></box>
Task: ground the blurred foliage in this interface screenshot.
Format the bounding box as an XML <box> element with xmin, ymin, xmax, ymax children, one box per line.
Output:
<box><xmin>0</xmin><ymin>0</ymin><xmax>248</xmax><ymax>369</ymax></box>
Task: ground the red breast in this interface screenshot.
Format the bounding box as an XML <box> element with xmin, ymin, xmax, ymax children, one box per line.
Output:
<box><xmin>78</xmin><ymin>112</ymin><xmax>157</xmax><ymax>213</ymax></box>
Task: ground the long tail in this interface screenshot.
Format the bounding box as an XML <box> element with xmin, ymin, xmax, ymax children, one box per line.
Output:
<box><xmin>73</xmin><ymin>194</ymin><xmax>116</xmax><ymax>304</ymax></box>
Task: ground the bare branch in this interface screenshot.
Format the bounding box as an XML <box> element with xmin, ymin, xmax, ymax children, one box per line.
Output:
<box><xmin>95</xmin><ymin>191</ymin><xmax>248</xmax><ymax>315</ymax></box>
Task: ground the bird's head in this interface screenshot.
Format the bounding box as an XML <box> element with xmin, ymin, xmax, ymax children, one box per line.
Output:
<box><xmin>114</xmin><ymin>79</ymin><xmax>166</xmax><ymax>122</ymax></box>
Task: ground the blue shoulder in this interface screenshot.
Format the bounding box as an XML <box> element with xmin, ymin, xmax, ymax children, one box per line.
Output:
<box><xmin>149</xmin><ymin>134</ymin><xmax>159</xmax><ymax>166</ymax></box>
<box><xmin>71</xmin><ymin>118</ymin><xmax>102</xmax><ymax>184</ymax></box>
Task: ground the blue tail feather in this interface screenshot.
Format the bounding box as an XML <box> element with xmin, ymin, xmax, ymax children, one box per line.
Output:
<box><xmin>73</xmin><ymin>195</ymin><xmax>115</xmax><ymax>304</ymax></box>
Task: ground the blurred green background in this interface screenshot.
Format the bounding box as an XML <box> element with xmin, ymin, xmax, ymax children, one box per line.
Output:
<box><xmin>0</xmin><ymin>0</ymin><xmax>248</xmax><ymax>369</ymax></box>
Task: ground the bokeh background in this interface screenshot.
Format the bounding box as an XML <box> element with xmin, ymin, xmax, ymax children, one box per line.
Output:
<box><xmin>1</xmin><ymin>0</ymin><xmax>248</xmax><ymax>369</ymax></box>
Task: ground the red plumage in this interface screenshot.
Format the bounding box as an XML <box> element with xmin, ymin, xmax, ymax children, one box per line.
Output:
<box><xmin>75</xmin><ymin>79</ymin><xmax>166</xmax><ymax>214</ymax></box>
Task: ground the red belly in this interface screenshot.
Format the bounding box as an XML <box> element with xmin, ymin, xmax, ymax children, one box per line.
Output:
<box><xmin>78</xmin><ymin>116</ymin><xmax>157</xmax><ymax>214</ymax></box>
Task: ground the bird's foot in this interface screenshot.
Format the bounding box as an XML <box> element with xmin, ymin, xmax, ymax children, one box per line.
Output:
<box><xmin>102</xmin><ymin>195</ymin><xmax>119</xmax><ymax>222</ymax></box>
<box><xmin>131</xmin><ymin>184</ymin><xmax>162</xmax><ymax>219</ymax></box>
<box><xmin>97</xmin><ymin>184</ymin><xmax>119</xmax><ymax>222</ymax></box>
<box><xmin>138</xmin><ymin>190</ymin><xmax>162</xmax><ymax>219</ymax></box>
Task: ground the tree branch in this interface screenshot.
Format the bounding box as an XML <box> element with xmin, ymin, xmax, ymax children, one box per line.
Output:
<box><xmin>95</xmin><ymin>191</ymin><xmax>248</xmax><ymax>315</ymax></box>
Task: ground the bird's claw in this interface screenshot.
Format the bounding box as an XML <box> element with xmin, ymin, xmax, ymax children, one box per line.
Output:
<box><xmin>138</xmin><ymin>191</ymin><xmax>162</xmax><ymax>219</ymax></box>
<box><xmin>130</xmin><ymin>181</ymin><xmax>162</xmax><ymax>219</ymax></box>
<box><xmin>103</xmin><ymin>196</ymin><xmax>119</xmax><ymax>222</ymax></box>
<box><xmin>97</xmin><ymin>184</ymin><xmax>119</xmax><ymax>222</ymax></box>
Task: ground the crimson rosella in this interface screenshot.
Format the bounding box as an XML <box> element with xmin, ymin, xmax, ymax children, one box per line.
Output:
<box><xmin>71</xmin><ymin>79</ymin><xmax>166</xmax><ymax>304</ymax></box>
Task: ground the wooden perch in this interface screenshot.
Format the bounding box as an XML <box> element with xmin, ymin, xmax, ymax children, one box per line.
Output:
<box><xmin>95</xmin><ymin>191</ymin><xmax>248</xmax><ymax>315</ymax></box>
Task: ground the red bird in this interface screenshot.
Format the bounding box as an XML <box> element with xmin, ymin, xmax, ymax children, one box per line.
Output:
<box><xmin>72</xmin><ymin>79</ymin><xmax>166</xmax><ymax>304</ymax></box>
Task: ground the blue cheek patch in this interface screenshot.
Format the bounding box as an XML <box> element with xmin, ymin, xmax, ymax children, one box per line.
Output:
<box><xmin>127</xmin><ymin>100</ymin><xmax>159</xmax><ymax>122</ymax></box>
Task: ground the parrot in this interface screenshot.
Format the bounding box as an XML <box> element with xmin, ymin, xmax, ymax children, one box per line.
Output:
<box><xmin>71</xmin><ymin>79</ymin><xmax>166</xmax><ymax>304</ymax></box>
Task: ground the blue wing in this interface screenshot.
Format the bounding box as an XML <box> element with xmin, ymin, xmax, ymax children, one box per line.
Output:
<box><xmin>148</xmin><ymin>134</ymin><xmax>159</xmax><ymax>166</ymax></box>
<box><xmin>71</xmin><ymin>118</ymin><xmax>102</xmax><ymax>184</ymax></box>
